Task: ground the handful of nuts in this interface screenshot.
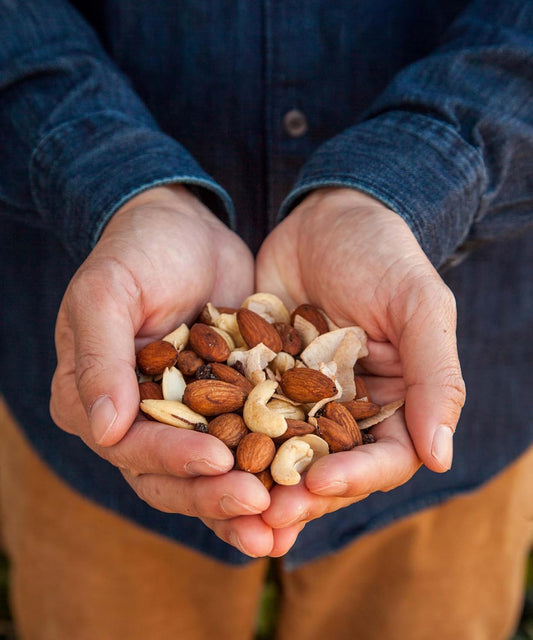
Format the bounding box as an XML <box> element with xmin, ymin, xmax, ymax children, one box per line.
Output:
<box><xmin>136</xmin><ymin>293</ymin><xmax>404</xmax><ymax>489</ymax></box>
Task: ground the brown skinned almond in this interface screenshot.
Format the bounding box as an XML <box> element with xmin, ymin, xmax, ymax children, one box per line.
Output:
<box><xmin>272</xmin><ymin>418</ymin><xmax>316</xmax><ymax>445</ymax></box>
<box><xmin>236</xmin><ymin>308</ymin><xmax>283</xmax><ymax>353</ymax></box>
<box><xmin>182</xmin><ymin>379</ymin><xmax>246</xmax><ymax>416</ymax></box>
<box><xmin>316</xmin><ymin>416</ymin><xmax>360</xmax><ymax>452</ymax></box>
<box><xmin>279</xmin><ymin>367</ymin><xmax>338</xmax><ymax>403</ymax></box>
<box><xmin>290</xmin><ymin>304</ymin><xmax>329</xmax><ymax>335</ymax></box>
<box><xmin>188</xmin><ymin>323</ymin><xmax>231</xmax><ymax>362</ymax></box>
<box><xmin>209</xmin><ymin>362</ymin><xmax>254</xmax><ymax>394</ymax></box>
<box><xmin>340</xmin><ymin>400</ymin><xmax>381</xmax><ymax>420</ymax></box>
<box><xmin>138</xmin><ymin>381</ymin><xmax>164</xmax><ymax>401</ymax></box>
<box><xmin>208</xmin><ymin>413</ymin><xmax>249</xmax><ymax>449</ymax></box>
<box><xmin>322</xmin><ymin>402</ymin><xmax>362</xmax><ymax>446</ymax></box>
<box><xmin>136</xmin><ymin>340</ymin><xmax>179</xmax><ymax>376</ymax></box>
<box><xmin>235</xmin><ymin>432</ymin><xmax>276</xmax><ymax>473</ymax></box>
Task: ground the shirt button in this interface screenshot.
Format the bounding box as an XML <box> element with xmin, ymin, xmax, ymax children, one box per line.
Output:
<box><xmin>283</xmin><ymin>109</ymin><xmax>308</xmax><ymax>138</ymax></box>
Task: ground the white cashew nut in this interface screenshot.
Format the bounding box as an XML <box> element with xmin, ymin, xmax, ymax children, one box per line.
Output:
<box><xmin>270</xmin><ymin>434</ymin><xmax>329</xmax><ymax>485</ymax></box>
<box><xmin>243</xmin><ymin>379</ymin><xmax>287</xmax><ymax>437</ymax></box>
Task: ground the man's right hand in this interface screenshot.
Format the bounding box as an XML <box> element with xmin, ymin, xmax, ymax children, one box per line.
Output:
<box><xmin>49</xmin><ymin>185</ymin><xmax>278</xmax><ymax>557</ymax></box>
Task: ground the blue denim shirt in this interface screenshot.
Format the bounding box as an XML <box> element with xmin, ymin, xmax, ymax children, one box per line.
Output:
<box><xmin>1</xmin><ymin>0</ymin><xmax>532</xmax><ymax>567</ymax></box>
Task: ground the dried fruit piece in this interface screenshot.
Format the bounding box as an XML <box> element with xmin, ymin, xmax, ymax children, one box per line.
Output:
<box><xmin>279</xmin><ymin>367</ymin><xmax>338</xmax><ymax>404</ymax></box>
<box><xmin>236</xmin><ymin>308</ymin><xmax>283</xmax><ymax>353</ymax></box>
<box><xmin>136</xmin><ymin>340</ymin><xmax>179</xmax><ymax>376</ymax></box>
<box><xmin>183</xmin><ymin>379</ymin><xmax>246</xmax><ymax>416</ymax></box>
<box><xmin>236</xmin><ymin>432</ymin><xmax>276</xmax><ymax>473</ymax></box>
<box><xmin>273</xmin><ymin>322</ymin><xmax>302</xmax><ymax>356</ymax></box>
<box><xmin>188</xmin><ymin>323</ymin><xmax>231</xmax><ymax>362</ymax></box>
<box><xmin>208</xmin><ymin>413</ymin><xmax>249</xmax><ymax>449</ymax></box>
<box><xmin>176</xmin><ymin>349</ymin><xmax>205</xmax><ymax>376</ymax></box>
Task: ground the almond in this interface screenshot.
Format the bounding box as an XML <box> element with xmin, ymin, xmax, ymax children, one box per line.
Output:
<box><xmin>322</xmin><ymin>402</ymin><xmax>362</xmax><ymax>446</ymax></box>
<box><xmin>209</xmin><ymin>362</ymin><xmax>254</xmax><ymax>394</ymax></box>
<box><xmin>188</xmin><ymin>323</ymin><xmax>231</xmax><ymax>362</ymax></box>
<box><xmin>138</xmin><ymin>381</ymin><xmax>164</xmax><ymax>401</ymax></box>
<box><xmin>183</xmin><ymin>379</ymin><xmax>246</xmax><ymax>415</ymax></box>
<box><xmin>316</xmin><ymin>416</ymin><xmax>359</xmax><ymax>452</ymax></box>
<box><xmin>176</xmin><ymin>349</ymin><xmax>205</xmax><ymax>377</ymax></box>
<box><xmin>290</xmin><ymin>304</ymin><xmax>329</xmax><ymax>335</ymax></box>
<box><xmin>136</xmin><ymin>340</ymin><xmax>179</xmax><ymax>376</ymax></box>
<box><xmin>272</xmin><ymin>418</ymin><xmax>316</xmax><ymax>445</ymax></box>
<box><xmin>255</xmin><ymin>468</ymin><xmax>275</xmax><ymax>491</ymax></box>
<box><xmin>340</xmin><ymin>400</ymin><xmax>381</xmax><ymax>420</ymax></box>
<box><xmin>235</xmin><ymin>432</ymin><xmax>276</xmax><ymax>473</ymax></box>
<box><xmin>354</xmin><ymin>375</ymin><xmax>371</xmax><ymax>401</ymax></box>
<box><xmin>279</xmin><ymin>367</ymin><xmax>338</xmax><ymax>403</ymax></box>
<box><xmin>208</xmin><ymin>413</ymin><xmax>249</xmax><ymax>449</ymax></box>
<box><xmin>273</xmin><ymin>322</ymin><xmax>302</xmax><ymax>356</ymax></box>
<box><xmin>236</xmin><ymin>308</ymin><xmax>283</xmax><ymax>353</ymax></box>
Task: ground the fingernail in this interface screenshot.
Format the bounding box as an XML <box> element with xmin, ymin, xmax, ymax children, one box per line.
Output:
<box><xmin>228</xmin><ymin>532</ymin><xmax>257</xmax><ymax>557</ymax></box>
<box><xmin>90</xmin><ymin>395</ymin><xmax>117</xmax><ymax>444</ymax></box>
<box><xmin>219</xmin><ymin>495</ymin><xmax>261</xmax><ymax>516</ymax></box>
<box><xmin>432</xmin><ymin>426</ymin><xmax>454</xmax><ymax>470</ymax></box>
<box><xmin>185</xmin><ymin>459</ymin><xmax>228</xmax><ymax>475</ymax></box>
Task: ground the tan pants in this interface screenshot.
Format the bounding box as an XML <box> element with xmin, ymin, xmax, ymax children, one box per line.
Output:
<box><xmin>0</xmin><ymin>399</ymin><xmax>532</xmax><ymax>640</ymax></box>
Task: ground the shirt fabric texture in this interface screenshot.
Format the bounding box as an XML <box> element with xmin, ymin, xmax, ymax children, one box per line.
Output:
<box><xmin>0</xmin><ymin>0</ymin><xmax>532</xmax><ymax>567</ymax></box>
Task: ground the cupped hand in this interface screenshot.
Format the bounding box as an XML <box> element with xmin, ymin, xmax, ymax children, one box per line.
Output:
<box><xmin>49</xmin><ymin>185</ymin><xmax>276</xmax><ymax>557</ymax></box>
<box><xmin>256</xmin><ymin>187</ymin><xmax>466</xmax><ymax>533</ymax></box>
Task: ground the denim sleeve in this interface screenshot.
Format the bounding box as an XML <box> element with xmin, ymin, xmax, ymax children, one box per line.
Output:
<box><xmin>280</xmin><ymin>0</ymin><xmax>533</xmax><ymax>268</ymax></box>
<box><xmin>0</xmin><ymin>0</ymin><xmax>234</xmax><ymax>263</ymax></box>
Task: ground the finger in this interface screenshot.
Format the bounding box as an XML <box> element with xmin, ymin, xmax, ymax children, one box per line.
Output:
<box><xmin>269</xmin><ymin>522</ymin><xmax>307</xmax><ymax>557</ymax></box>
<box><xmin>64</xmin><ymin>263</ymin><xmax>142</xmax><ymax>446</ymax></box>
<box><xmin>124</xmin><ymin>470</ymin><xmax>270</xmax><ymax>520</ymax></box>
<box><xmin>201</xmin><ymin>515</ymin><xmax>275</xmax><ymax>558</ymax></box>
<box><xmin>392</xmin><ymin>277</ymin><xmax>466</xmax><ymax>472</ymax></box>
<box><xmin>304</xmin><ymin>412</ymin><xmax>421</xmax><ymax>496</ymax></box>
<box><xmin>96</xmin><ymin>420</ymin><xmax>236</xmax><ymax>477</ymax></box>
<box><xmin>262</xmin><ymin>481</ymin><xmax>359</xmax><ymax>529</ymax></box>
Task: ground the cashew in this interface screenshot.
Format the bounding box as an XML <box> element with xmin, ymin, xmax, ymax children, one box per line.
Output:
<box><xmin>269</xmin><ymin>351</ymin><xmax>295</xmax><ymax>377</ymax></box>
<box><xmin>243</xmin><ymin>379</ymin><xmax>287</xmax><ymax>437</ymax></box>
<box><xmin>270</xmin><ymin>434</ymin><xmax>329</xmax><ymax>485</ymax></box>
<box><xmin>241</xmin><ymin>292</ymin><xmax>291</xmax><ymax>324</ymax></box>
<box><xmin>214</xmin><ymin>312</ymin><xmax>247</xmax><ymax>349</ymax></box>
<box><xmin>140</xmin><ymin>399</ymin><xmax>207</xmax><ymax>429</ymax></box>
<box><xmin>163</xmin><ymin>323</ymin><xmax>190</xmax><ymax>351</ymax></box>
<box><xmin>266</xmin><ymin>397</ymin><xmax>306</xmax><ymax>421</ymax></box>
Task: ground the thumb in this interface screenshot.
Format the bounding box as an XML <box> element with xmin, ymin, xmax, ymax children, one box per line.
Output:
<box><xmin>395</xmin><ymin>277</ymin><xmax>466</xmax><ymax>472</ymax></box>
<box><xmin>67</xmin><ymin>264</ymin><xmax>141</xmax><ymax>447</ymax></box>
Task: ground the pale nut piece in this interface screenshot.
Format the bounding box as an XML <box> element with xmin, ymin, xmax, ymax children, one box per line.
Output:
<box><xmin>210</xmin><ymin>326</ymin><xmax>236</xmax><ymax>351</ymax></box>
<box><xmin>235</xmin><ymin>432</ymin><xmax>276</xmax><ymax>473</ymax></box>
<box><xmin>214</xmin><ymin>312</ymin><xmax>247</xmax><ymax>349</ymax></box>
<box><xmin>183</xmin><ymin>379</ymin><xmax>246</xmax><ymax>416</ymax></box>
<box><xmin>266</xmin><ymin>398</ymin><xmax>306</xmax><ymax>421</ymax></box>
<box><xmin>242</xmin><ymin>379</ymin><xmax>287</xmax><ymax>437</ymax></box>
<box><xmin>269</xmin><ymin>351</ymin><xmax>296</xmax><ymax>377</ymax></box>
<box><xmin>139</xmin><ymin>399</ymin><xmax>207</xmax><ymax>429</ymax></box>
<box><xmin>292</xmin><ymin>315</ymin><xmax>320</xmax><ymax>348</ymax></box>
<box><xmin>161</xmin><ymin>366</ymin><xmax>187</xmax><ymax>402</ymax></box>
<box><xmin>270</xmin><ymin>434</ymin><xmax>329</xmax><ymax>486</ymax></box>
<box><xmin>163</xmin><ymin>323</ymin><xmax>190</xmax><ymax>351</ymax></box>
<box><xmin>241</xmin><ymin>292</ymin><xmax>291</xmax><ymax>325</ymax></box>
<box><xmin>227</xmin><ymin>343</ymin><xmax>277</xmax><ymax>384</ymax></box>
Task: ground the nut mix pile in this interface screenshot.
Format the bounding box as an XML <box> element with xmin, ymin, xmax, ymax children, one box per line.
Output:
<box><xmin>137</xmin><ymin>293</ymin><xmax>404</xmax><ymax>489</ymax></box>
